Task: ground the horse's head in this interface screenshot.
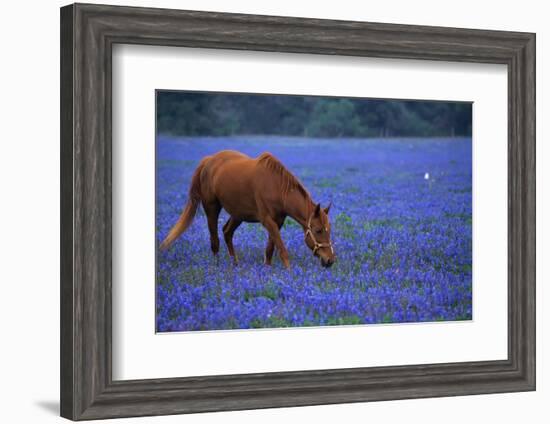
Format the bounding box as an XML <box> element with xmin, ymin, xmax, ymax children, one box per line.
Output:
<box><xmin>304</xmin><ymin>202</ymin><xmax>335</xmax><ymax>268</ymax></box>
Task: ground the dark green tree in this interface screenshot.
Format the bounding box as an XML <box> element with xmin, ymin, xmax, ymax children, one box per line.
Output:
<box><xmin>156</xmin><ymin>91</ymin><xmax>472</xmax><ymax>138</ymax></box>
<box><xmin>306</xmin><ymin>99</ymin><xmax>366</xmax><ymax>137</ymax></box>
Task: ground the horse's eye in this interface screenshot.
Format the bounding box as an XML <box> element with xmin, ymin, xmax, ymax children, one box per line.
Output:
<box><xmin>315</xmin><ymin>229</ymin><xmax>322</xmax><ymax>235</ymax></box>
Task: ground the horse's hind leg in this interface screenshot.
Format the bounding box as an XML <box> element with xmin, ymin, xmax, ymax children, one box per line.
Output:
<box><xmin>203</xmin><ymin>200</ymin><xmax>221</xmax><ymax>256</ymax></box>
<box><xmin>265</xmin><ymin>217</ymin><xmax>285</xmax><ymax>266</ymax></box>
<box><xmin>223</xmin><ymin>217</ymin><xmax>242</xmax><ymax>263</ymax></box>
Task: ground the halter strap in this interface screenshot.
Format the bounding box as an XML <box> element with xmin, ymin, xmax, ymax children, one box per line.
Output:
<box><xmin>304</xmin><ymin>212</ymin><xmax>334</xmax><ymax>255</ymax></box>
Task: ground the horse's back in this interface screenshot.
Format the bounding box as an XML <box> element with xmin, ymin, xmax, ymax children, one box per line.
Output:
<box><xmin>210</xmin><ymin>149</ymin><xmax>251</xmax><ymax>163</ymax></box>
<box><xmin>209</xmin><ymin>150</ymin><xmax>280</xmax><ymax>190</ymax></box>
<box><xmin>200</xmin><ymin>150</ymin><xmax>285</xmax><ymax>221</ymax></box>
<box><xmin>204</xmin><ymin>150</ymin><xmax>255</xmax><ymax>182</ymax></box>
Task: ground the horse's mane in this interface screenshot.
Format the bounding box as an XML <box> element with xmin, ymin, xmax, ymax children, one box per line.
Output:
<box><xmin>257</xmin><ymin>152</ymin><xmax>310</xmax><ymax>199</ymax></box>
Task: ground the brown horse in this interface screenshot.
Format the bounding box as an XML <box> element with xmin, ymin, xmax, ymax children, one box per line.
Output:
<box><xmin>160</xmin><ymin>150</ymin><xmax>335</xmax><ymax>268</ymax></box>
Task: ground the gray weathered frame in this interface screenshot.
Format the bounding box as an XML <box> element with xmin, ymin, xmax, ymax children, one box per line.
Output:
<box><xmin>60</xmin><ymin>3</ymin><xmax>536</xmax><ymax>420</ymax></box>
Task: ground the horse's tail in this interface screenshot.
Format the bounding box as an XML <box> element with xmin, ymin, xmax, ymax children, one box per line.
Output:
<box><xmin>159</xmin><ymin>158</ymin><xmax>207</xmax><ymax>251</ymax></box>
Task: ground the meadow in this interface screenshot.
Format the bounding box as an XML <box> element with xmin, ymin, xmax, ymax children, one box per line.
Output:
<box><xmin>156</xmin><ymin>136</ymin><xmax>472</xmax><ymax>332</ymax></box>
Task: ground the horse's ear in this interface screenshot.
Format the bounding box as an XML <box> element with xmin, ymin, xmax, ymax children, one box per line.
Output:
<box><xmin>324</xmin><ymin>201</ymin><xmax>332</xmax><ymax>215</ymax></box>
<box><xmin>314</xmin><ymin>203</ymin><xmax>321</xmax><ymax>216</ymax></box>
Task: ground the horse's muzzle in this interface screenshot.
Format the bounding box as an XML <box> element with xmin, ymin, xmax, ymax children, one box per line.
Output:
<box><xmin>321</xmin><ymin>257</ymin><xmax>334</xmax><ymax>268</ymax></box>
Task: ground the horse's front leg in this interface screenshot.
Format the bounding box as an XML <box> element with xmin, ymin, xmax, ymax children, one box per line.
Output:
<box><xmin>262</xmin><ymin>216</ymin><xmax>290</xmax><ymax>269</ymax></box>
<box><xmin>264</xmin><ymin>237</ymin><xmax>275</xmax><ymax>266</ymax></box>
<box><xmin>223</xmin><ymin>217</ymin><xmax>242</xmax><ymax>264</ymax></box>
<box><xmin>264</xmin><ymin>217</ymin><xmax>285</xmax><ymax>266</ymax></box>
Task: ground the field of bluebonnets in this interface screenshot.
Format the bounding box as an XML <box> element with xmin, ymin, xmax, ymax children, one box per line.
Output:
<box><xmin>156</xmin><ymin>136</ymin><xmax>472</xmax><ymax>332</ymax></box>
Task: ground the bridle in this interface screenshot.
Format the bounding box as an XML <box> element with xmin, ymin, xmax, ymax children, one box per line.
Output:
<box><xmin>304</xmin><ymin>211</ymin><xmax>334</xmax><ymax>256</ymax></box>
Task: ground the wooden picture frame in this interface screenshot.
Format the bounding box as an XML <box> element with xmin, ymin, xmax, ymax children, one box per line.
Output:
<box><xmin>60</xmin><ymin>3</ymin><xmax>535</xmax><ymax>420</ymax></box>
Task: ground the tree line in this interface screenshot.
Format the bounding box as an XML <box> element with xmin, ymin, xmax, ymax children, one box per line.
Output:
<box><xmin>157</xmin><ymin>91</ymin><xmax>472</xmax><ymax>138</ymax></box>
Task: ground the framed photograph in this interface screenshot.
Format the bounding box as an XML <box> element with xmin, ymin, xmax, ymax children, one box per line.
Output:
<box><xmin>60</xmin><ymin>3</ymin><xmax>535</xmax><ymax>420</ymax></box>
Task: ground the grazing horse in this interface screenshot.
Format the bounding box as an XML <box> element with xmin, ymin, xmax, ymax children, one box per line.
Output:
<box><xmin>160</xmin><ymin>150</ymin><xmax>335</xmax><ymax>268</ymax></box>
